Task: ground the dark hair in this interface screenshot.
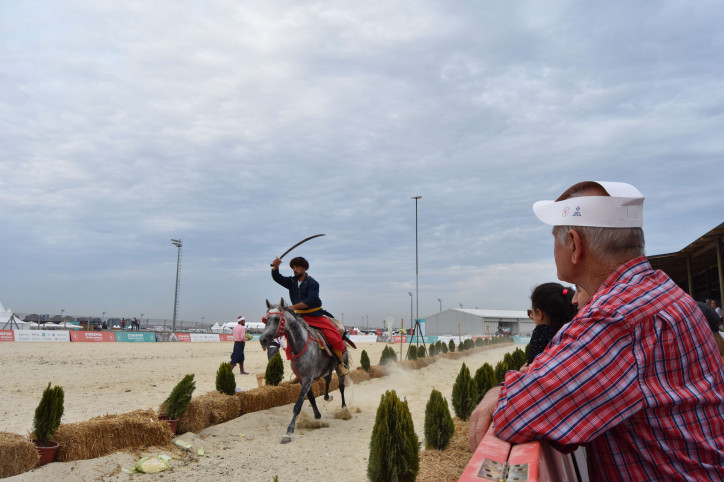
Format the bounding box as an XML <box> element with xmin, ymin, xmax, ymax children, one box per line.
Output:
<box><xmin>289</xmin><ymin>257</ymin><xmax>309</xmax><ymax>270</ymax></box>
<box><xmin>697</xmin><ymin>302</ymin><xmax>721</xmax><ymax>334</ymax></box>
<box><xmin>530</xmin><ymin>282</ymin><xmax>577</xmax><ymax>329</ymax></box>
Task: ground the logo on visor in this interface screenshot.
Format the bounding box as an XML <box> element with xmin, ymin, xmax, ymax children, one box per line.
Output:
<box><xmin>572</xmin><ymin>206</ymin><xmax>582</xmax><ymax>217</ymax></box>
<box><xmin>561</xmin><ymin>207</ymin><xmax>570</xmax><ymax>217</ymax></box>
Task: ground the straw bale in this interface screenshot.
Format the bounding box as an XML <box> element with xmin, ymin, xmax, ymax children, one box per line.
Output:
<box><xmin>350</xmin><ymin>368</ymin><xmax>371</xmax><ymax>384</ymax></box>
<box><xmin>53</xmin><ymin>409</ymin><xmax>172</xmax><ymax>462</ymax></box>
<box><xmin>237</xmin><ymin>383</ymin><xmax>301</xmax><ymax>415</ymax></box>
<box><xmin>367</xmin><ymin>365</ymin><xmax>390</xmax><ymax>378</ymax></box>
<box><xmin>177</xmin><ymin>392</ymin><xmax>242</xmax><ymax>433</ymax></box>
<box><xmin>0</xmin><ymin>432</ymin><xmax>39</xmax><ymax>479</ymax></box>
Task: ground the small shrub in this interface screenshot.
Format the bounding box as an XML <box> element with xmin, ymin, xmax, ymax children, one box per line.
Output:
<box><xmin>265</xmin><ymin>352</ymin><xmax>284</xmax><ymax>386</ymax></box>
<box><xmin>428</xmin><ymin>344</ymin><xmax>437</xmax><ymax>357</ymax></box>
<box><xmin>417</xmin><ymin>345</ymin><xmax>426</xmax><ymax>358</ymax></box>
<box><xmin>368</xmin><ymin>390</ymin><xmax>419</xmax><ymax>481</ymax></box>
<box><xmin>474</xmin><ymin>364</ymin><xmax>495</xmax><ymax>402</ymax></box>
<box><xmin>451</xmin><ymin>363</ymin><xmax>478</xmax><ymax>421</ymax></box>
<box><xmin>440</xmin><ymin>342</ymin><xmax>448</xmax><ymax>354</ymax></box>
<box><xmin>407</xmin><ymin>344</ymin><xmax>418</xmax><ymax>361</ymax></box>
<box><xmin>457</xmin><ymin>342</ymin><xmax>464</xmax><ymax>352</ymax></box>
<box><xmin>216</xmin><ymin>362</ymin><xmax>236</xmax><ymax>395</ymax></box>
<box><xmin>424</xmin><ymin>388</ymin><xmax>454</xmax><ymax>450</ymax></box>
<box><xmin>380</xmin><ymin>345</ymin><xmax>398</xmax><ymax>365</ymax></box>
<box><xmin>503</xmin><ymin>353</ymin><xmax>515</xmax><ymax>370</ymax></box>
<box><xmin>360</xmin><ymin>350</ymin><xmax>371</xmax><ymax>371</ymax></box>
<box><xmin>164</xmin><ymin>374</ymin><xmax>196</xmax><ymax>419</ymax></box>
<box><xmin>448</xmin><ymin>340</ymin><xmax>455</xmax><ymax>352</ymax></box>
<box><xmin>513</xmin><ymin>348</ymin><xmax>527</xmax><ymax>369</ymax></box>
<box><xmin>33</xmin><ymin>383</ymin><xmax>64</xmax><ymax>445</ymax></box>
<box><xmin>475</xmin><ymin>337</ymin><xmax>484</xmax><ymax>347</ymax></box>
<box><xmin>494</xmin><ymin>361</ymin><xmax>509</xmax><ymax>384</ymax></box>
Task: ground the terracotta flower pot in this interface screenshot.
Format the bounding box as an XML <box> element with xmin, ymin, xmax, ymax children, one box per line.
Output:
<box><xmin>33</xmin><ymin>440</ymin><xmax>59</xmax><ymax>466</ymax></box>
<box><xmin>158</xmin><ymin>416</ymin><xmax>178</xmax><ymax>434</ymax></box>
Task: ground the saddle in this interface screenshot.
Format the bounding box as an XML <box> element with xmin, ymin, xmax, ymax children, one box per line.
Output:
<box><xmin>325</xmin><ymin>316</ymin><xmax>357</xmax><ymax>350</ymax></box>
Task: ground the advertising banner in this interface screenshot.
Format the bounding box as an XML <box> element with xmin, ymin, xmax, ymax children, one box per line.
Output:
<box><xmin>219</xmin><ymin>334</ymin><xmax>234</xmax><ymax>342</ymax></box>
<box><xmin>15</xmin><ymin>330</ymin><xmax>71</xmax><ymax>342</ymax></box>
<box><xmin>190</xmin><ymin>333</ymin><xmax>220</xmax><ymax>342</ymax></box>
<box><xmin>115</xmin><ymin>332</ymin><xmax>156</xmax><ymax>343</ymax></box>
<box><xmin>70</xmin><ymin>331</ymin><xmax>117</xmax><ymax>342</ymax></box>
<box><xmin>393</xmin><ymin>335</ymin><xmax>408</xmax><ymax>343</ymax></box>
<box><xmin>347</xmin><ymin>334</ymin><xmax>378</xmax><ymax>344</ymax></box>
<box><xmin>0</xmin><ymin>330</ymin><xmax>14</xmax><ymax>342</ymax></box>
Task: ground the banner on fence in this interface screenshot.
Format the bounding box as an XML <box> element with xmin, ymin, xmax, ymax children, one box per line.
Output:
<box><xmin>70</xmin><ymin>331</ymin><xmax>117</xmax><ymax>342</ymax></box>
<box><xmin>347</xmin><ymin>334</ymin><xmax>377</xmax><ymax>343</ymax></box>
<box><xmin>0</xmin><ymin>330</ymin><xmax>14</xmax><ymax>342</ymax></box>
<box><xmin>190</xmin><ymin>333</ymin><xmax>220</xmax><ymax>342</ymax></box>
<box><xmin>15</xmin><ymin>330</ymin><xmax>71</xmax><ymax>342</ymax></box>
<box><xmin>219</xmin><ymin>334</ymin><xmax>234</xmax><ymax>341</ymax></box>
<box><xmin>115</xmin><ymin>332</ymin><xmax>156</xmax><ymax>343</ymax></box>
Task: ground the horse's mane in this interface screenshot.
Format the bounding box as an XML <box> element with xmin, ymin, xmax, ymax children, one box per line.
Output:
<box><xmin>282</xmin><ymin>306</ymin><xmax>311</xmax><ymax>332</ymax></box>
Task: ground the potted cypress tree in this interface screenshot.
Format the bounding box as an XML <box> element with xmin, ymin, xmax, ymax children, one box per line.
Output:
<box><xmin>32</xmin><ymin>383</ymin><xmax>64</xmax><ymax>465</ymax></box>
<box><xmin>160</xmin><ymin>374</ymin><xmax>196</xmax><ymax>434</ymax></box>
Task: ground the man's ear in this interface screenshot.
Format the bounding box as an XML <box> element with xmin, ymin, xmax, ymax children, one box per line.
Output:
<box><xmin>569</xmin><ymin>229</ymin><xmax>583</xmax><ymax>265</ymax></box>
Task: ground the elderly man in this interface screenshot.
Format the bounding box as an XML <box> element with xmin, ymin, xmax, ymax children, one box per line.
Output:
<box><xmin>469</xmin><ymin>181</ymin><xmax>724</xmax><ymax>481</ymax></box>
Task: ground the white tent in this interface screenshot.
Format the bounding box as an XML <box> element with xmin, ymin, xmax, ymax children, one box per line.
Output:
<box><xmin>210</xmin><ymin>322</ymin><xmax>223</xmax><ymax>333</ymax></box>
<box><xmin>0</xmin><ymin>302</ymin><xmax>31</xmax><ymax>330</ymax></box>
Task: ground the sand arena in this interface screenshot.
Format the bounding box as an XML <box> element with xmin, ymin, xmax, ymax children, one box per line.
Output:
<box><xmin>0</xmin><ymin>340</ymin><xmax>513</xmax><ymax>481</ymax></box>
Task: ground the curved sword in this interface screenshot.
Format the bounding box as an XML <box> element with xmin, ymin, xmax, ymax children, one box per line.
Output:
<box><xmin>270</xmin><ymin>234</ymin><xmax>326</xmax><ymax>267</ymax></box>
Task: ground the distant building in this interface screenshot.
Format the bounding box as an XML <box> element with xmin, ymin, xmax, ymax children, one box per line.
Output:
<box><xmin>421</xmin><ymin>308</ymin><xmax>531</xmax><ymax>336</ymax></box>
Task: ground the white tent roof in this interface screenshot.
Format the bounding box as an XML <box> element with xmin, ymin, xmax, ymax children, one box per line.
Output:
<box><xmin>0</xmin><ymin>302</ymin><xmax>30</xmax><ymax>330</ymax></box>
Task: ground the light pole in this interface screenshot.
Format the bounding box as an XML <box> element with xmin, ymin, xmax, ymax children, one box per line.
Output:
<box><xmin>61</xmin><ymin>308</ymin><xmax>65</xmax><ymax>327</ymax></box>
<box><xmin>438</xmin><ymin>298</ymin><xmax>442</xmax><ymax>312</ymax></box>
<box><xmin>140</xmin><ymin>313</ymin><xmax>144</xmax><ymax>331</ymax></box>
<box><xmin>171</xmin><ymin>238</ymin><xmax>183</xmax><ymax>332</ymax></box>
<box><xmin>408</xmin><ymin>292</ymin><xmax>413</xmax><ymax>334</ymax></box>
<box><xmin>412</xmin><ymin>195</ymin><xmax>421</xmax><ymax>333</ymax></box>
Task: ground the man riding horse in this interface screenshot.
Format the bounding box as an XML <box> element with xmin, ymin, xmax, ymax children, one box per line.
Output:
<box><xmin>271</xmin><ymin>256</ymin><xmax>349</xmax><ymax>376</ymax></box>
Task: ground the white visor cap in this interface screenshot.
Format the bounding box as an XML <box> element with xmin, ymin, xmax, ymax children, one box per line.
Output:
<box><xmin>238</xmin><ymin>316</ymin><xmax>245</xmax><ymax>322</ymax></box>
<box><xmin>533</xmin><ymin>181</ymin><xmax>644</xmax><ymax>228</ymax></box>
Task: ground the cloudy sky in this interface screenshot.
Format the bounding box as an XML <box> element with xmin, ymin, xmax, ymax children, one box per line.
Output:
<box><xmin>1</xmin><ymin>1</ymin><xmax>722</xmax><ymax>328</ymax></box>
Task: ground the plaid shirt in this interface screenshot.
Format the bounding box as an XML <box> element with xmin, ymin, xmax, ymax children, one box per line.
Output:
<box><xmin>494</xmin><ymin>257</ymin><xmax>724</xmax><ymax>481</ymax></box>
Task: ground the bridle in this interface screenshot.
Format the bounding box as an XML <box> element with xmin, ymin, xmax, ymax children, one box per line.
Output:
<box><xmin>262</xmin><ymin>310</ymin><xmax>286</xmax><ymax>340</ymax></box>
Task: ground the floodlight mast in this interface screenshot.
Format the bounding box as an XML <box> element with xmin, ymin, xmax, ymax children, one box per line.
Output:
<box><xmin>171</xmin><ymin>239</ymin><xmax>183</xmax><ymax>332</ymax></box>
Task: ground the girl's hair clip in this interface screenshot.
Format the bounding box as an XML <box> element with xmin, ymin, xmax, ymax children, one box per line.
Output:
<box><xmin>562</xmin><ymin>288</ymin><xmax>568</xmax><ymax>295</ymax></box>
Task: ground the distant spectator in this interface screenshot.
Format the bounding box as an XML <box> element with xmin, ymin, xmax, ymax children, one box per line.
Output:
<box><xmin>121</xmin><ymin>318</ymin><xmax>126</xmax><ymax>330</ymax></box>
<box><xmin>699</xmin><ymin>301</ymin><xmax>724</xmax><ymax>363</ymax></box>
<box><xmin>711</xmin><ymin>299</ymin><xmax>722</xmax><ymax>319</ymax></box>
<box><xmin>524</xmin><ymin>282</ymin><xmax>577</xmax><ymax>366</ymax></box>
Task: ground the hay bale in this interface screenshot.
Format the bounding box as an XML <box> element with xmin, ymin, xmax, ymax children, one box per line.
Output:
<box><xmin>53</xmin><ymin>410</ymin><xmax>172</xmax><ymax>462</ymax></box>
<box><xmin>349</xmin><ymin>369</ymin><xmax>371</xmax><ymax>384</ymax></box>
<box><xmin>177</xmin><ymin>392</ymin><xmax>242</xmax><ymax>433</ymax></box>
<box><xmin>237</xmin><ymin>383</ymin><xmax>301</xmax><ymax>416</ymax></box>
<box><xmin>0</xmin><ymin>432</ymin><xmax>39</xmax><ymax>478</ymax></box>
<box><xmin>368</xmin><ymin>365</ymin><xmax>390</xmax><ymax>378</ymax></box>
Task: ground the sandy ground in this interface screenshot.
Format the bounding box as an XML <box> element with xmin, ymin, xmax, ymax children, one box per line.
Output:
<box><xmin>0</xmin><ymin>340</ymin><xmax>514</xmax><ymax>481</ymax></box>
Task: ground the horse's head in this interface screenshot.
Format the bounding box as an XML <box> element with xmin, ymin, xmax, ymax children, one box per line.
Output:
<box><xmin>260</xmin><ymin>298</ymin><xmax>288</xmax><ymax>350</ymax></box>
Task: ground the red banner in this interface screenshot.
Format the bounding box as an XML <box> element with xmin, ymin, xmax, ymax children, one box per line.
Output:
<box><xmin>377</xmin><ymin>328</ymin><xmax>382</xmax><ymax>336</ymax></box>
<box><xmin>70</xmin><ymin>331</ymin><xmax>117</xmax><ymax>342</ymax></box>
<box><xmin>0</xmin><ymin>330</ymin><xmax>14</xmax><ymax>342</ymax></box>
<box><xmin>219</xmin><ymin>334</ymin><xmax>234</xmax><ymax>341</ymax></box>
<box><xmin>174</xmin><ymin>333</ymin><xmax>191</xmax><ymax>342</ymax></box>
<box><xmin>393</xmin><ymin>335</ymin><xmax>408</xmax><ymax>343</ymax></box>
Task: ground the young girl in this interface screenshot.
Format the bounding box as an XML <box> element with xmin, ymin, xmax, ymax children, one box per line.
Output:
<box><xmin>525</xmin><ymin>282</ymin><xmax>577</xmax><ymax>366</ymax></box>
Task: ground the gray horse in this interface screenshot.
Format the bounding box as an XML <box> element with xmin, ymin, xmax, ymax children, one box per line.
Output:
<box><xmin>259</xmin><ymin>299</ymin><xmax>348</xmax><ymax>443</ymax></box>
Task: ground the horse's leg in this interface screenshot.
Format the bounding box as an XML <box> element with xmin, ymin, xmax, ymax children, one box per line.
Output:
<box><xmin>323</xmin><ymin>371</ymin><xmax>333</xmax><ymax>402</ymax></box>
<box><xmin>306</xmin><ymin>388</ymin><xmax>322</xmax><ymax>419</ymax></box>
<box><xmin>282</xmin><ymin>377</ymin><xmax>313</xmax><ymax>444</ymax></box>
<box><xmin>339</xmin><ymin>373</ymin><xmax>347</xmax><ymax>408</ymax></box>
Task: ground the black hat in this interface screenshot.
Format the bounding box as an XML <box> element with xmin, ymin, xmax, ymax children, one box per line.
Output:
<box><xmin>697</xmin><ymin>302</ymin><xmax>721</xmax><ymax>333</ymax></box>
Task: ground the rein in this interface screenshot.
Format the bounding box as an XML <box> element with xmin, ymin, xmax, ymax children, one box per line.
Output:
<box><xmin>262</xmin><ymin>308</ymin><xmax>316</xmax><ymax>361</ymax></box>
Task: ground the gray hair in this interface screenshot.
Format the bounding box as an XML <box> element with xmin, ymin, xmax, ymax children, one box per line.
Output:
<box><xmin>554</xmin><ymin>225</ymin><xmax>645</xmax><ymax>262</ymax></box>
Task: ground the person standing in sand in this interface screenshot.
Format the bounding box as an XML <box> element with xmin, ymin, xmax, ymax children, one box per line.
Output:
<box><xmin>230</xmin><ymin>316</ymin><xmax>249</xmax><ymax>374</ymax></box>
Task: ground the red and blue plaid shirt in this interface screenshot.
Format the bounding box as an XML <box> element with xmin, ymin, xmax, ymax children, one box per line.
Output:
<box><xmin>494</xmin><ymin>257</ymin><xmax>724</xmax><ymax>481</ymax></box>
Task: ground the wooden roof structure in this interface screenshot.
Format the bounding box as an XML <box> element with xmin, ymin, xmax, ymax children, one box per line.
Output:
<box><xmin>648</xmin><ymin>222</ymin><xmax>724</xmax><ymax>305</ymax></box>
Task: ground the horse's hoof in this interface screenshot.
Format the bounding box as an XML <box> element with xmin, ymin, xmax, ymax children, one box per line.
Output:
<box><xmin>281</xmin><ymin>436</ymin><xmax>292</xmax><ymax>444</ymax></box>
<box><xmin>325</xmin><ymin>395</ymin><xmax>333</xmax><ymax>402</ymax></box>
<box><xmin>314</xmin><ymin>413</ymin><xmax>322</xmax><ymax>420</ymax></box>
